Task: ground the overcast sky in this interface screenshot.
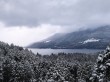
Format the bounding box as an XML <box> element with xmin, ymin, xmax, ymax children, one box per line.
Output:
<box><xmin>0</xmin><ymin>0</ymin><xmax>110</xmax><ymax>46</ymax></box>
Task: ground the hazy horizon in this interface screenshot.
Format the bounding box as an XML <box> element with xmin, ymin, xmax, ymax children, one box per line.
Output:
<box><xmin>0</xmin><ymin>0</ymin><xmax>110</xmax><ymax>46</ymax></box>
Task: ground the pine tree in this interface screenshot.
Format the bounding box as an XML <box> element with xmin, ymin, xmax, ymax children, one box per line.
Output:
<box><xmin>0</xmin><ymin>49</ymin><xmax>4</xmax><ymax>82</ymax></box>
<box><xmin>90</xmin><ymin>46</ymin><xmax>110</xmax><ymax>82</ymax></box>
<box><xmin>0</xmin><ymin>57</ymin><xmax>3</xmax><ymax>82</ymax></box>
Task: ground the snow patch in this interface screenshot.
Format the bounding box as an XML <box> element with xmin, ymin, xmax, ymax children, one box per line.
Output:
<box><xmin>83</xmin><ymin>38</ymin><xmax>100</xmax><ymax>44</ymax></box>
<box><xmin>44</xmin><ymin>40</ymin><xmax>51</xmax><ymax>43</ymax></box>
<box><xmin>106</xmin><ymin>63</ymin><xmax>110</xmax><ymax>66</ymax></box>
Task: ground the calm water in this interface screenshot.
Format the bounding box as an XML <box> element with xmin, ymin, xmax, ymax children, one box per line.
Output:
<box><xmin>29</xmin><ymin>48</ymin><xmax>103</xmax><ymax>55</ymax></box>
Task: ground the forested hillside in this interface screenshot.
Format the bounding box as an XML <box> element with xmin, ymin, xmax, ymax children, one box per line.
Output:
<box><xmin>29</xmin><ymin>26</ymin><xmax>110</xmax><ymax>49</ymax></box>
<box><xmin>0</xmin><ymin>41</ymin><xmax>110</xmax><ymax>82</ymax></box>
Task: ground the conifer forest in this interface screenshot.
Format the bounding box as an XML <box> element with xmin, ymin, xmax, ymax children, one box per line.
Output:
<box><xmin>0</xmin><ymin>41</ymin><xmax>110</xmax><ymax>82</ymax></box>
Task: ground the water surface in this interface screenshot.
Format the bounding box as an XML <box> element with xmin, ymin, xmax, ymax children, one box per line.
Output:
<box><xmin>29</xmin><ymin>48</ymin><xmax>103</xmax><ymax>55</ymax></box>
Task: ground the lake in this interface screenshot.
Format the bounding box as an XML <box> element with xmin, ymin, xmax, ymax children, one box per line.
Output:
<box><xmin>29</xmin><ymin>48</ymin><xmax>104</xmax><ymax>55</ymax></box>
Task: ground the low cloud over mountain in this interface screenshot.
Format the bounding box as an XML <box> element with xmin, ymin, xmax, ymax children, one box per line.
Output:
<box><xmin>28</xmin><ymin>26</ymin><xmax>110</xmax><ymax>49</ymax></box>
<box><xmin>0</xmin><ymin>0</ymin><xmax>110</xmax><ymax>46</ymax></box>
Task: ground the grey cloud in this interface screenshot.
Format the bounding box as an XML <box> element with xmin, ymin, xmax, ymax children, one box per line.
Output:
<box><xmin>0</xmin><ymin>0</ymin><xmax>110</xmax><ymax>27</ymax></box>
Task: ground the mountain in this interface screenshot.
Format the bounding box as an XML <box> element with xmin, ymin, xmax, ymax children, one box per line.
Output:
<box><xmin>28</xmin><ymin>26</ymin><xmax>110</xmax><ymax>49</ymax></box>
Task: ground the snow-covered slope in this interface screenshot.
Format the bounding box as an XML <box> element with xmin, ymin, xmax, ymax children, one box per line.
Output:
<box><xmin>83</xmin><ymin>38</ymin><xmax>100</xmax><ymax>44</ymax></box>
<box><xmin>28</xmin><ymin>26</ymin><xmax>110</xmax><ymax>49</ymax></box>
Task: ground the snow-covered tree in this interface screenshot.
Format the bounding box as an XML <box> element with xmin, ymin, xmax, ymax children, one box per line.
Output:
<box><xmin>90</xmin><ymin>46</ymin><xmax>110</xmax><ymax>82</ymax></box>
<box><xmin>0</xmin><ymin>41</ymin><xmax>98</xmax><ymax>82</ymax></box>
<box><xmin>0</xmin><ymin>56</ymin><xmax>3</xmax><ymax>82</ymax></box>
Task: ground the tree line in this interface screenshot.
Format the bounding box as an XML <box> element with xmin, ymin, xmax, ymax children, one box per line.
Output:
<box><xmin>0</xmin><ymin>41</ymin><xmax>110</xmax><ymax>82</ymax></box>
